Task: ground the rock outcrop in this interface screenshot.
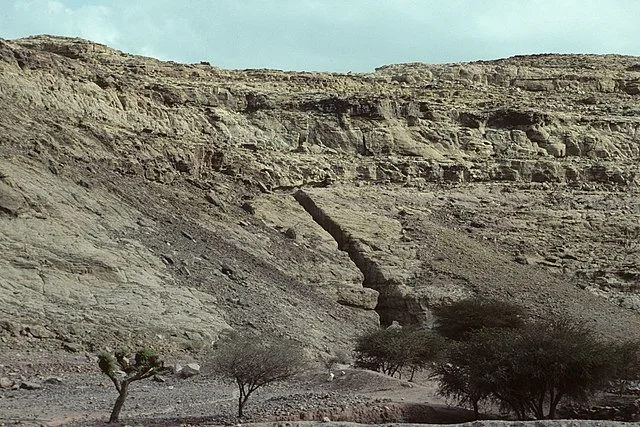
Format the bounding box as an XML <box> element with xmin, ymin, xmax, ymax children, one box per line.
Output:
<box><xmin>1</xmin><ymin>35</ymin><xmax>640</xmax><ymax>351</ymax></box>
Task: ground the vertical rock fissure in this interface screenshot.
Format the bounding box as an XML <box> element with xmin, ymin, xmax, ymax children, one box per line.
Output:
<box><xmin>293</xmin><ymin>189</ymin><xmax>414</xmax><ymax>325</ymax></box>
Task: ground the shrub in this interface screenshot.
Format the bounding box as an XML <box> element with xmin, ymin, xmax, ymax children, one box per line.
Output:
<box><xmin>434</xmin><ymin>319</ymin><xmax>633</xmax><ymax>420</ymax></box>
<box><xmin>354</xmin><ymin>327</ymin><xmax>447</xmax><ymax>379</ymax></box>
<box><xmin>98</xmin><ymin>348</ymin><xmax>168</xmax><ymax>423</ymax></box>
<box><xmin>432</xmin><ymin>297</ymin><xmax>525</xmax><ymax>341</ymax></box>
<box><xmin>208</xmin><ymin>333</ymin><xmax>307</xmax><ymax>418</ymax></box>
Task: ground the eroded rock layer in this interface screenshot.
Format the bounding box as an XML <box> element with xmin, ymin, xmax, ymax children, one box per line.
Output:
<box><xmin>1</xmin><ymin>35</ymin><xmax>640</xmax><ymax>352</ymax></box>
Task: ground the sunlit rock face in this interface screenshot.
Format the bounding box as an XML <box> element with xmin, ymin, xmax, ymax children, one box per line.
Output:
<box><xmin>1</xmin><ymin>36</ymin><xmax>640</xmax><ymax>353</ymax></box>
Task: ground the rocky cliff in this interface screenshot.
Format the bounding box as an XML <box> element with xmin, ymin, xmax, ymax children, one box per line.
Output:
<box><xmin>1</xmin><ymin>35</ymin><xmax>640</xmax><ymax>354</ymax></box>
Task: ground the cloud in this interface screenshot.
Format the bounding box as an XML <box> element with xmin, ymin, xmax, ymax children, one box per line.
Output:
<box><xmin>1</xmin><ymin>0</ymin><xmax>639</xmax><ymax>72</ymax></box>
<box><xmin>6</xmin><ymin>0</ymin><xmax>120</xmax><ymax>44</ymax></box>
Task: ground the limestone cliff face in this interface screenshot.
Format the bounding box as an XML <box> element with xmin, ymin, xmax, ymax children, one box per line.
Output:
<box><xmin>3</xmin><ymin>36</ymin><xmax>639</xmax><ymax>189</ymax></box>
<box><xmin>1</xmin><ymin>35</ymin><xmax>639</xmax><ymax>351</ymax></box>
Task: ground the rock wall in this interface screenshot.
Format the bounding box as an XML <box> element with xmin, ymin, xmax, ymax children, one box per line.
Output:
<box><xmin>1</xmin><ymin>35</ymin><xmax>640</xmax><ymax>348</ymax></box>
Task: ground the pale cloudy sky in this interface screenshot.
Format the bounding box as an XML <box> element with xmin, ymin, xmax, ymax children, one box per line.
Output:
<box><xmin>0</xmin><ymin>0</ymin><xmax>638</xmax><ymax>72</ymax></box>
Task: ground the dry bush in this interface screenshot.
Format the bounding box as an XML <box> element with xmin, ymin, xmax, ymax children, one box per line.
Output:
<box><xmin>208</xmin><ymin>332</ymin><xmax>307</xmax><ymax>418</ymax></box>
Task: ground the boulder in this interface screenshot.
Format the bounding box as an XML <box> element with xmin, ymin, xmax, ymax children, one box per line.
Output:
<box><xmin>526</xmin><ymin>126</ymin><xmax>550</xmax><ymax>144</ymax></box>
<box><xmin>26</xmin><ymin>325</ymin><xmax>56</xmax><ymax>339</ymax></box>
<box><xmin>334</xmin><ymin>284</ymin><xmax>379</xmax><ymax>310</ymax></box>
<box><xmin>386</xmin><ymin>320</ymin><xmax>403</xmax><ymax>330</ymax></box>
<box><xmin>62</xmin><ymin>342</ymin><xmax>84</xmax><ymax>353</ymax></box>
<box><xmin>546</xmin><ymin>142</ymin><xmax>566</xmax><ymax>157</ymax></box>
<box><xmin>0</xmin><ymin>377</ymin><xmax>13</xmax><ymax>389</ymax></box>
<box><xmin>176</xmin><ymin>362</ymin><xmax>200</xmax><ymax>378</ymax></box>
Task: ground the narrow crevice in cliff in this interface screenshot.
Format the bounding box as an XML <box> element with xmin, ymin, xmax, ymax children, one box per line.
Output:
<box><xmin>293</xmin><ymin>189</ymin><xmax>420</xmax><ymax>326</ymax></box>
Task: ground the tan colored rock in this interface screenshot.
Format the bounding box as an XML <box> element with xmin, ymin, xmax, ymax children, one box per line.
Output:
<box><xmin>332</xmin><ymin>283</ymin><xmax>379</xmax><ymax>310</ymax></box>
<box><xmin>1</xmin><ymin>35</ymin><xmax>640</xmax><ymax>351</ymax></box>
<box><xmin>26</xmin><ymin>325</ymin><xmax>56</xmax><ymax>339</ymax></box>
<box><xmin>546</xmin><ymin>142</ymin><xmax>566</xmax><ymax>157</ymax></box>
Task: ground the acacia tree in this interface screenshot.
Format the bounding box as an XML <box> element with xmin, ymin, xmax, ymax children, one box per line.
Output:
<box><xmin>435</xmin><ymin>356</ymin><xmax>487</xmax><ymax>418</ymax></box>
<box><xmin>432</xmin><ymin>297</ymin><xmax>525</xmax><ymax>341</ymax></box>
<box><xmin>98</xmin><ymin>348</ymin><xmax>168</xmax><ymax>423</ymax></box>
<box><xmin>354</xmin><ymin>327</ymin><xmax>446</xmax><ymax>379</ymax></box>
<box><xmin>435</xmin><ymin>319</ymin><xmax>635</xmax><ymax>420</ymax></box>
<box><xmin>209</xmin><ymin>333</ymin><xmax>307</xmax><ymax>418</ymax></box>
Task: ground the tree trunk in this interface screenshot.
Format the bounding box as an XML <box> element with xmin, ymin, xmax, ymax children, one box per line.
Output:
<box><xmin>547</xmin><ymin>405</ymin><xmax>556</xmax><ymax>420</ymax></box>
<box><xmin>238</xmin><ymin>385</ymin><xmax>250</xmax><ymax>418</ymax></box>
<box><xmin>238</xmin><ymin>393</ymin><xmax>252</xmax><ymax>418</ymax></box>
<box><xmin>547</xmin><ymin>393</ymin><xmax>563</xmax><ymax>419</ymax></box>
<box><xmin>109</xmin><ymin>381</ymin><xmax>129</xmax><ymax>423</ymax></box>
<box><xmin>472</xmin><ymin>399</ymin><xmax>479</xmax><ymax>420</ymax></box>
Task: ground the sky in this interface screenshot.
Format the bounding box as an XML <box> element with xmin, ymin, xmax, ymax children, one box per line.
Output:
<box><xmin>1</xmin><ymin>0</ymin><xmax>638</xmax><ymax>72</ymax></box>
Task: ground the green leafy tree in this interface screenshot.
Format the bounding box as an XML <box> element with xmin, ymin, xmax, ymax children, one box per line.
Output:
<box><xmin>435</xmin><ymin>319</ymin><xmax>634</xmax><ymax>420</ymax></box>
<box><xmin>354</xmin><ymin>327</ymin><xmax>446</xmax><ymax>379</ymax></box>
<box><xmin>98</xmin><ymin>348</ymin><xmax>167</xmax><ymax>423</ymax></box>
<box><xmin>208</xmin><ymin>333</ymin><xmax>307</xmax><ymax>418</ymax></box>
<box><xmin>432</xmin><ymin>297</ymin><xmax>525</xmax><ymax>341</ymax></box>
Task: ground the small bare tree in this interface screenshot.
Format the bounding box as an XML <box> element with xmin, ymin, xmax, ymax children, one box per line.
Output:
<box><xmin>98</xmin><ymin>348</ymin><xmax>167</xmax><ymax>423</ymax></box>
<box><xmin>209</xmin><ymin>333</ymin><xmax>306</xmax><ymax>418</ymax></box>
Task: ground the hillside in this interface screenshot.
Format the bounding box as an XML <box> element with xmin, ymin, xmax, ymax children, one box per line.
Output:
<box><xmin>1</xmin><ymin>35</ymin><xmax>640</xmax><ymax>357</ymax></box>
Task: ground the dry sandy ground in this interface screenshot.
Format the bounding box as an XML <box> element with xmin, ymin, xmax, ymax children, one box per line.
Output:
<box><xmin>1</xmin><ymin>350</ymin><xmax>637</xmax><ymax>427</ymax></box>
<box><xmin>0</xmin><ymin>350</ymin><xmax>475</xmax><ymax>426</ymax></box>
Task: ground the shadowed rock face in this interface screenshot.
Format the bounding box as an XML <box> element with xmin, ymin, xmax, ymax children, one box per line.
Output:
<box><xmin>1</xmin><ymin>35</ymin><xmax>640</xmax><ymax>352</ymax></box>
